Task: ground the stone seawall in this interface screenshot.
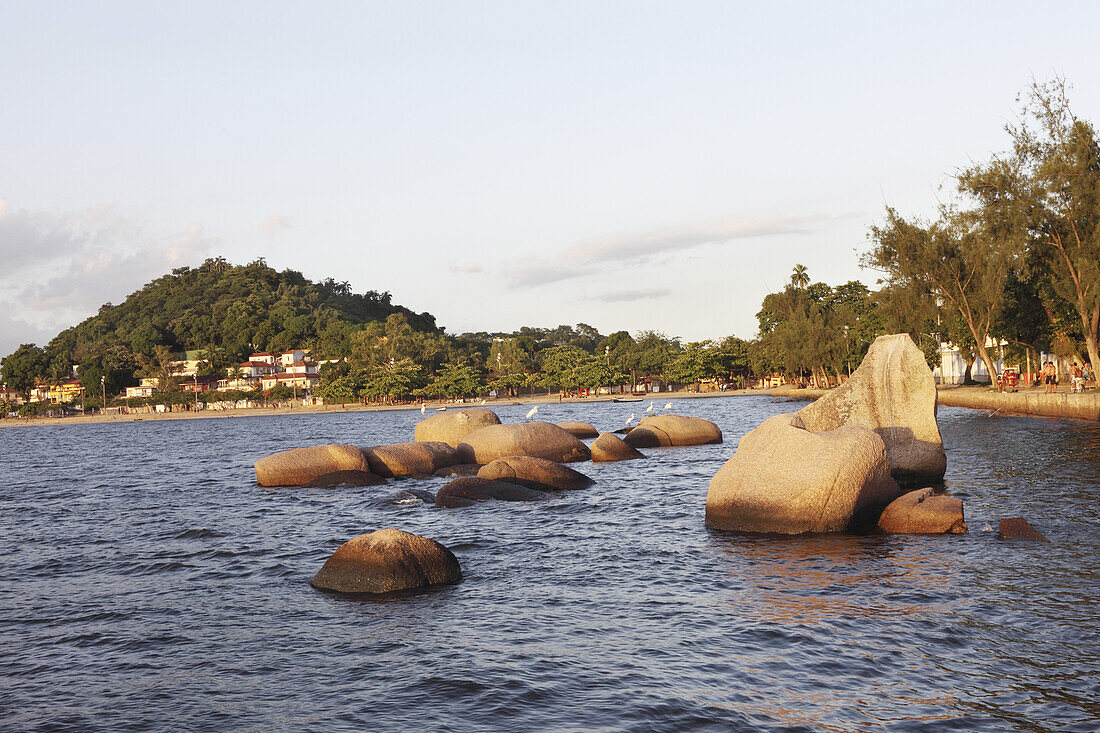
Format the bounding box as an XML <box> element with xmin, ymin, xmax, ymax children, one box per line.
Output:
<box><xmin>936</xmin><ymin>389</ymin><xmax>1100</xmax><ymax>422</ymax></box>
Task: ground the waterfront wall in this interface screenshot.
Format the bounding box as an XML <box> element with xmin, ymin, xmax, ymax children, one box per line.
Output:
<box><xmin>936</xmin><ymin>389</ymin><xmax>1100</xmax><ymax>422</ymax></box>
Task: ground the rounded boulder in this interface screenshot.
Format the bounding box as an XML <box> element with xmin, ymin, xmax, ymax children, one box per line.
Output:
<box><xmin>434</xmin><ymin>476</ymin><xmax>551</xmax><ymax>508</ymax></box>
<box><xmin>876</xmin><ymin>488</ymin><xmax>968</xmax><ymax>534</ymax></box>
<box><xmin>415</xmin><ymin>408</ymin><xmax>501</xmax><ymax>448</ymax></box>
<box><xmin>591</xmin><ymin>432</ymin><xmax>645</xmax><ymax>462</ymax></box>
<box><xmin>361</xmin><ymin>441</ymin><xmax>459</xmax><ymax>478</ymax></box>
<box><xmin>556</xmin><ymin>421</ymin><xmax>599</xmax><ymax>439</ymax></box>
<box><xmin>477</xmin><ymin>456</ymin><xmax>593</xmax><ymax>491</ymax></box>
<box><xmin>310</xmin><ymin>528</ymin><xmax>462</xmax><ymax>594</ymax></box>
<box><xmin>255</xmin><ymin>444</ymin><xmax>370</xmax><ymax>487</ymax></box>
<box><xmin>623</xmin><ymin>415</ymin><xmax>722</xmax><ymax>448</ymax></box>
<box><xmin>705</xmin><ymin>413</ymin><xmax>901</xmax><ymax>534</ymax></box>
<box><xmin>456</xmin><ymin>421</ymin><xmax>591</xmax><ymax>464</ymax></box>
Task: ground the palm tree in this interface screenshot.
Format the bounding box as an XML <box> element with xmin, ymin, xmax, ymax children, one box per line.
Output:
<box><xmin>790</xmin><ymin>264</ymin><xmax>810</xmax><ymax>289</ymax></box>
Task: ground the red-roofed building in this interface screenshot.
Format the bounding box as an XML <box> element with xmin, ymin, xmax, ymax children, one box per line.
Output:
<box><xmin>249</xmin><ymin>352</ymin><xmax>276</xmax><ymax>365</ymax></box>
<box><xmin>260</xmin><ymin>372</ymin><xmax>321</xmax><ymax>391</ymax></box>
<box><xmin>285</xmin><ymin>360</ymin><xmax>319</xmax><ymax>375</ymax></box>
<box><xmin>237</xmin><ymin>360</ymin><xmax>279</xmax><ymax>378</ymax></box>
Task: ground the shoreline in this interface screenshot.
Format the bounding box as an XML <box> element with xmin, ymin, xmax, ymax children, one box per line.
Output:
<box><xmin>0</xmin><ymin>387</ymin><xmax>771</xmax><ymax>429</ymax></box>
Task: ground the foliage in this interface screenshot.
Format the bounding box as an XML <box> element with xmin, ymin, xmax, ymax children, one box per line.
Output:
<box><xmin>1</xmin><ymin>344</ymin><xmax>47</xmax><ymax>398</ymax></box>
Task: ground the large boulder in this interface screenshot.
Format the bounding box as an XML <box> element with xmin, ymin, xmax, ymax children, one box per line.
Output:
<box><xmin>415</xmin><ymin>408</ymin><xmax>501</xmax><ymax>448</ymax></box>
<box><xmin>796</xmin><ymin>334</ymin><xmax>946</xmax><ymax>485</ymax></box>
<box><xmin>255</xmin><ymin>444</ymin><xmax>371</xmax><ymax>487</ymax></box>
<box><xmin>310</xmin><ymin>528</ymin><xmax>461</xmax><ymax>594</ymax></box>
<box><xmin>360</xmin><ymin>441</ymin><xmax>459</xmax><ymax>478</ymax></box>
<box><xmin>434</xmin><ymin>476</ymin><xmax>551</xmax><ymax>508</ymax></box>
<box><xmin>705</xmin><ymin>413</ymin><xmax>900</xmax><ymax>534</ymax></box>
<box><xmin>477</xmin><ymin>456</ymin><xmax>593</xmax><ymax>491</ymax></box>
<box><xmin>623</xmin><ymin>415</ymin><xmax>722</xmax><ymax>448</ymax></box>
<box><xmin>456</xmin><ymin>421</ymin><xmax>591</xmax><ymax>464</ymax></box>
<box><xmin>556</xmin><ymin>421</ymin><xmax>599</xmax><ymax>439</ymax></box>
<box><xmin>876</xmin><ymin>488</ymin><xmax>968</xmax><ymax>534</ymax></box>
<box><xmin>590</xmin><ymin>432</ymin><xmax>645</xmax><ymax>462</ymax></box>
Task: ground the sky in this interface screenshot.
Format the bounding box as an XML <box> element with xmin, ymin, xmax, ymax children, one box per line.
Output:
<box><xmin>2</xmin><ymin>1</ymin><xmax>1100</xmax><ymax>357</ymax></box>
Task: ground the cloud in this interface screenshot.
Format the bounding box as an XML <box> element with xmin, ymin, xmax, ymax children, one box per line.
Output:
<box><xmin>261</xmin><ymin>214</ymin><xmax>293</xmax><ymax>236</ymax></box>
<box><xmin>501</xmin><ymin>213</ymin><xmax>853</xmax><ymax>288</ymax></box>
<box><xmin>0</xmin><ymin>202</ymin><xmax>215</xmax><ymax>353</ymax></box>
<box><xmin>588</xmin><ymin>288</ymin><xmax>672</xmax><ymax>303</ymax></box>
<box><xmin>448</xmin><ymin>262</ymin><xmax>484</xmax><ymax>274</ymax></box>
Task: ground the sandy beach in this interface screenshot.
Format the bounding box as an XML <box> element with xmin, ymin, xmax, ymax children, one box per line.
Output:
<box><xmin>0</xmin><ymin>387</ymin><xmax>768</xmax><ymax>429</ymax></box>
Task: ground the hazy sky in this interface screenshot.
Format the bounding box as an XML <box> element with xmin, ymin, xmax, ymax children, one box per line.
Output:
<box><xmin>2</xmin><ymin>1</ymin><xmax>1099</xmax><ymax>356</ymax></box>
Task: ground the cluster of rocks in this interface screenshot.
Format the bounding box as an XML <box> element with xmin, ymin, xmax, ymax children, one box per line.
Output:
<box><xmin>254</xmin><ymin>406</ymin><xmax>723</xmax><ymax>594</ymax></box>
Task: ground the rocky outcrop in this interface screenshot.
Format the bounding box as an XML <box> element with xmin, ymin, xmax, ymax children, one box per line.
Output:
<box><xmin>360</xmin><ymin>441</ymin><xmax>459</xmax><ymax>478</ymax></box>
<box><xmin>556</xmin><ymin>421</ymin><xmax>599</xmax><ymax>439</ymax></box>
<box><xmin>997</xmin><ymin>517</ymin><xmax>1049</xmax><ymax>541</ymax></box>
<box><xmin>310</xmin><ymin>528</ymin><xmax>462</xmax><ymax>594</ymax></box>
<box><xmin>255</xmin><ymin>444</ymin><xmax>372</xmax><ymax>487</ymax></box>
<box><xmin>414</xmin><ymin>408</ymin><xmax>501</xmax><ymax>448</ymax></box>
<box><xmin>303</xmin><ymin>470</ymin><xmax>386</xmax><ymax>488</ymax></box>
<box><xmin>477</xmin><ymin>456</ymin><xmax>593</xmax><ymax>491</ymax></box>
<box><xmin>796</xmin><ymin>334</ymin><xmax>946</xmax><ymax>485</ymax></box>
<box><xmin>434</xmin><ymin>477</ymin><xmax>551</xmax><ymax>507</ymax></box>
<box><xmin>590</xmin><ymin>432</ymin><xmax>645</xmax><ymax>462</ymax></box>
<box><xmin>433</xmin><ymin>464</ymin><xmax>481</xmax><ymax>478</ymax></box>
<box><xmin>705</xmin><ymin>413</ymin><xmax>900</xmax><ymax>534</ymax></box>
<box><xmin>456</xmin><ymin>421</ymin><xmax>591</xmax><ymax>464</ymax></box>
<box><xmin>876</xmin><ymin>488</ymin><xmax>967</xmax><ymax>534</ymax></box>
<box><xmin>622</xmin><ymin>415</ymin><xmax>722</xmax><ymax>448</ymax></box>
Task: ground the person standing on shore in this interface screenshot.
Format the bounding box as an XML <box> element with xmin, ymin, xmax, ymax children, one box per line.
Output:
<box><xmin>1043</xmin><ymin>361</ymin><xmax>1056</xmax><ymax>394</ymax></box>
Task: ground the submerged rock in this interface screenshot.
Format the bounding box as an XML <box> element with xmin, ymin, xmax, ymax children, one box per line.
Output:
<box><xmin>556</xmin><ymin>421</ymin><xmax>599</xmax><ymax>439</ymax></box>
<box><xmin>622</xmin><ymin>415</ymin><xmax>722</xmax><ymax>448</ymax></box>
<box><xmin>456</xmin><ymin>421</ymin><xmax>591</xmax><ymax>464</ymax></box>
<box><xmin>414</xmin><ymin>408</ymin><xmax>501</xmax><ymax>448</ymax></box>
<box><xmin>796</xmin><ymin>334</ymin><xmax>946</xmax><ymax>485</ymax></box>
<box><xmin>590</xmin><ymin>432</ymin><xmax>645</xmax><ymax>462</ymax></box>
<box><xmin>255</xmin><ymin>444</ymin><xmax>370</xmax><ymax>487</ymax></box>
<box><xmin>310</xmin><ymin>528</ymin><xmax>461</xmax><ymax>594</ymax></box>
<box><xmin>433</xmin><ymin>464</ymin><xmax>481</xmax><ymax>478</ymax></box>
<box><xmin>361</xmin><ymin>441</ymin><xmax>459</xmax><ymax>478</ymax></box>
<box><xmin>705</xmin><ymin>413</ymin><xmax>900</xmax><ymax>534</ymax></box>
<box><xmin>997</xmin><ymin>517</ymin><xmax>1049</xmax><ymax>541</ymax></box>
<box><xmin>434</xmin><ymin>476</ymin><xmax>551</xmax><ymax>507</ymax></box>
<box><xmin>876</xmin><ymin>488</ymin><xmax>967</xmax><ymax>534</ymax></box>
<box><xmin>303</xmin><ymin>470</ymin><xmax>386</xmax><ymax>488</ymax></box>
<box><xmin>477</xmin><ymin>456</ymin><xmax>593</xmax><ymax>491</ymax></box>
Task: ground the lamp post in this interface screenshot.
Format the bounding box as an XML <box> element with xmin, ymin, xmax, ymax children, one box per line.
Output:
<box><xmin>843</xmin><ymin>325</ymin><xmax>851</xmax><ymax>378</ymax></box>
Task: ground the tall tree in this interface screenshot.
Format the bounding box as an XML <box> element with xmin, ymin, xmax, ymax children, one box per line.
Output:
<box><xmin>790</xmin><ymin>263</ymin><xmax>810</xmax><ymax>289</ymax></box>
<box><xmin>1</xmin><ymin>344</ymin><xmax>47</xmax><ymax>398</ymax></box>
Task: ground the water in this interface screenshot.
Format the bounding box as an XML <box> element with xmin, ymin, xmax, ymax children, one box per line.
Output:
<box><xmin>1</xmin><ymin>397</ymin><xmax>1097</xmax><ymax>732</ymax></box>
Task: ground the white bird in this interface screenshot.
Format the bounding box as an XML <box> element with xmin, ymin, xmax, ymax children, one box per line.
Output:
<box><xmin>664</xmin><ymin>402</ymin><xmax>673</xmax><ymax>410</ymax></box>
<box><xmin>646</xmin><ymin>401</ymin><xmax>655</xmax><ymax>413</ymax></box>
<box><xmin>480</xmin><ymin>399</ymin><xmax>486</xmax><ymax>405</ymax></box>
<box><xmin>625</xmin><ymin>412</ymin><xmax>636</xmax><ymax>426</ymax></box>
<box><xmin>525</xmin><ymin>406</ymin><xmax>538</xmax><ymax>419</ymax></box>
<box><xmin>420</xmin><ymin>403</ymin><xmax>426</xmax><ymax>415</ymax></box>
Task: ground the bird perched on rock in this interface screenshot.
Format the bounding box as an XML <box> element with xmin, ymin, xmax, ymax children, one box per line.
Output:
<box><xmin>525</xmin><ymin>406</ymin><xmax>538</xmax><ymax>419</ymax></box>
<box><xmin>625</xmin><ymin>412</ymin><xmax>636</xmax><ymax>426</ymax></box>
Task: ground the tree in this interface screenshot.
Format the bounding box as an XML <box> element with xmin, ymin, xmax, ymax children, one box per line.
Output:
<box><xmin>865</xmin><ymin>206</ymin><xmax>1016</xmax><ymax>385</ymax></box>
<box><xmin>418</xmin><ymin>360</ymin><xmax>482</xmax><ymax>399</ymax></box>
<box><xmin>362</xmin><ymin>359</ymin><xmax>423</xmax><ymax>404</ymax></box>
<box><xmin>1</xmin><ymin>344</ymin><xmax>47</xmax><ymax>398</ymax></box>
<box><xmin>790</xmin><ymin>263</ymin><xmax>810</xmax><ymax>289</ymax></box>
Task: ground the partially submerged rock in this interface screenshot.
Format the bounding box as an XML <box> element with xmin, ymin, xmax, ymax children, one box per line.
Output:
<box><xmin>434</xmin><ymin>476</ymin><xmax>551</xmax><ymax>507</ymax></box>
<box><xmin>255</xmin><ymin>444</ymin><xmax>371</xmax><ymax>487</ymax></box>
<box><xmin>310</xmin><ymin>528</ymin><xmax>461</xmax><ymax>594</ymax></box>
<box><xmin>477</xmin><ymin>456</ymin><xmax>593</xmax><ymax>491</ymax></box>
<box><xmin>997</xmin><ymin>517</ymin><xmax>1049</xmax><ymax>541</ymax></box>
<box><xmin>623</xmin><ymin>415</ymin><xmax>722</xmax><ymax>448</ymax></box>
<box><xmin>590</xmin><ymin>432</ymin><xmax>645</xmax><ymax>462</ymax></box>
<box><xmin>433</xmin><ymin>464</ymin><xmax>481</xmax><ymax>478</ymax></box>
<box><xmin>415</xmin><ymin>408</ymin><xmax>501</xmax><ymax>448</ymax></box>
<box><xmin>796</xmin><ymin>334</ymin><xmax>946</xmax><ymax>485</ymax></box>
<box><xmin>456</xmin><ymin>421</ymin><xmax>591</xmax><ymax>464</ymax></box>
<box><xmin>876</xmin><ymin>488</ymin><xmax>967</xmax><ymax>534</ymax></box>
<box><xmin>303</xmin><ymin>470</ymin><xmax>386</xmax><ymax>488</ymax></box>
<box><xmin>361</xmin><ymin>441</ymin><xmax>459</xmax><ymax>478</ymax></box>
<box><xmin>556</xmin><ymin>421</ymin><xmax>599</xmax><ymax>439</ymax></box>
<box><xmin>705</xmin><ymin>413</ymin><xmax>900</xmax><ymax>534</ymax></box>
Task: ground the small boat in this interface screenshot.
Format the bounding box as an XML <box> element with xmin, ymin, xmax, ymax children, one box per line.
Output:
<box><xmin>612</xmin><ymin>398</ymin><xmax>642</xmax><ymax>403</ymax></box>
<box><xmin>436</xmin><ymin>406</ymin><xmax>448</xmax><ymax>411</ymax></box>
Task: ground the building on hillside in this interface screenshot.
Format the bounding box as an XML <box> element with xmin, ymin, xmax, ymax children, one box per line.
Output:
<box><xmin>260</xmin><ymin>372</ymin><xmax>321</xmax><ymax>392</ymax></box>
<box><xmin>285</xmin><ymin>360</ymin><xmax>319</xmax><ymax>375</ymax></box>
<box><xmin>169</xmin><ymin>350</ymin><xmax>208</xmax><ymax>378</ymax></box>
<box><xmin>179</xmin><ymin>375</ymin><xmax>220</xmax><ymax>393</ymax></box>
<box><xmin>126</xmin><ymin>378</ymin><xmax>158</xmax><ymax>399</ymax></box>
<box><xmin>29</xmin><ymin>379</ymin><xmax>86</xmax><ymax>404</ymax></box>
<box><xmin>249</xmin><ymin>352</ymin><xmax>276</xmax><ymax>366</ymax></box>
<box><xmin>236</xmin><ymin>360</ymin><xmax>279</xmax><ymax>379</ymax></box>
<box><xmin>0</xmin><ymin>387</ymin><xmax>24</xmax><ymax>405</ymax></box>
<box><xmin>217</xmin><ymin>376</ymin><xmax>257</xmax><ymax>391</ymax></box>
<box><xmin>279</xmin><ymin>350</ymin><xmax>306</xmax><ymax>367</ymax></box>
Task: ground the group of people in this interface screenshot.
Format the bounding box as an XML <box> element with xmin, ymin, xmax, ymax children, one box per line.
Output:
<box><xmin>1040</xmin><ymin>360</ymin><xmax>1093</xmax><ymax>393</ymax></box>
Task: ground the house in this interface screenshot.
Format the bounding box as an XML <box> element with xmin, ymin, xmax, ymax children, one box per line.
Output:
<box><xmin>217</xmin><ymin>376</ymin><xmax>257</xmax><ymax>391</ymax></box>
<box><xmin>125</xmin><ymin>378</ymin><xmax>158</xmax><ymax>399</ymax></box>
<box><xmin>279</xmin><ymin>350</ymin><xmax>306</xmax><ymax>367</ymax></box>
<box><xmin>0</xmin><ymin>387</ymin><xmax>25</xmax><ymax>405</ymax></box>
<box><xmin>249</xmin><ymin>352</ymin><xmax>277</xmax><ymax>366</ymax></box>
<box><xmin>260</xmin><ymin>372</ymin><xmax>321</xmax><ymax>391</ymax></box>
<box><xmin>169</xmin><ymin>350</ymin><xmax>208</xmax><ymax>378</ymax></box>
<box><xmin>179</xmin><ymin>375</ymin><xmax>220</xmax><ymax>393</ymax></box>
<box><xmin>236</xmin><ymin>360</ymin><xmax>279</xmax><ymax>379</ymax></box>
<box><xmin>49</xmin><ymin>379</ymin><xmax>86</xmax><ymax>404</ymax></box>
<box><xmin>285</xmin><ymin>360</ymin><xmax>319</xmax><ymax>375</ymax></box>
